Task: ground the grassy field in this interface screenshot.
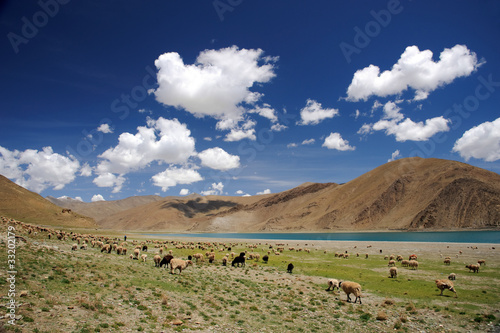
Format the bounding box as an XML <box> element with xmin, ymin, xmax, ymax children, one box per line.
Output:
<box><xmin>1</xmin><ymin>222</ymin><xmax>499</xmax><ymax>332</ymax></box>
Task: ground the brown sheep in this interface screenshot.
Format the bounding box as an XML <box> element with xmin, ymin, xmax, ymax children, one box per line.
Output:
<box><xmin>466</xmin><ymin>264</ymin><xmax>479</xmax><ymax>273</ymax></box>
<box><xmin>435</xmin><ymin>279</ymin><xmax>457</xmax><ymax>297</ymax></box>
<box><xmin>170</xmin><ymin>259</ymin><xmax>193</xmax><ymax>275</ymax></box>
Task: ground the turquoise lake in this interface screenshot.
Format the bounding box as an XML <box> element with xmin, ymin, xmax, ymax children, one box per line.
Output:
<box><xmin>149</xmin><ymin>231</ymin><xmax>500</xmax><ymax>243</ymax></box>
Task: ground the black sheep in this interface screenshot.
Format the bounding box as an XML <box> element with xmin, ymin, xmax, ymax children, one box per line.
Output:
<box><xmin>160</xmin><ymin>254</ymin><xmax>174</xmax><ymax>268</ymax></box>
<box><xmin>142</xmin><ymin>245</ymin><xmax>148</xmax><ymax>252</ymax></box>
<box><xmin>287</xmin><ymin>263</ymin><xmax>294</xmax><ymax>274</ymax></box>
<box><xmin>262</xmin><ymin>255</ymin><xmax>269</xmax><ymax>263</ymax></box>
<box><xmin>232</xmin><ymin>254</ymin><xmax>246</xmax><ymax>267</ymax></box>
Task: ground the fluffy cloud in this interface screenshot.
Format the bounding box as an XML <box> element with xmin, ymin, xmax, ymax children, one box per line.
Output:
<box><xmin>346</xmin><ymin>45</ymin><xmax>482</xmax><ymax>101</ymax></box>
<box><xmin>91</xmin><ymin>194</ymin><xmax>105</xmax><ymax>202</ymax></box>
<box><xmin>179</xmin><ymin>188</ymin><xmax>190</xmax><ymax>196</ymax></box>
<box><xmin>287</xmin><ymin>143</ymin><xmax>298</xmax><ymax>148</ymax></box>
<box><xmin>257</xmin><ymin>189</ymin><xmax>271</xmax><ymax>195</ymax></box>
<box><xmin>153</xmin><ymin>46</ymin><xmax>277</xmax><ymax>124</ymax></box>
<box><xmin>94</xmin><ymin>117</ymin><xmax>195</xmax><ymax>192</ymax></box>
<box><xmin>0</xmin><ymin>146</ymin><xmax>80</xmax><ymax>193</ymax></box>
<box><xmin>388</xmin><ymin>150</ymin><xmax>401</xmax><ymax>162</ymax></box>
<box><xmin>93</xmin><ymin>173</ymin><xmax>126</xmax><ymax>193</ymax></box>
<box><xmin>198</xmin><ymin>147</ymin><xmax>240</xmax><ymax>171</ymax></box>
<box><xmin>80</xmin><ymin>163</ymin><xmax>92</xmax><ymax>177</ymax></box>
<box><xmin>297</xmin><ymin>99</ymin><xmax>339</xmax><ymax>125</ymax></box>
<box><xmin>452</xmin><ymin>117</ymin><xmax>500</xmax><ymax>162</ymax></box>
<box><xmin>201</xmin><ymin>182</ymin><xmax>224</xmax><ymax>196</ymax></box>
<box><xmin>322</xmin><ymin>133</ymin><xmax>355</xmax><ymax>151</ymax></box>
<box><xmin>97</xmin><ymin>123</ymin><xmax>113</xmax><ymax>134</ymax></box>
<box><xmin>302</xmin><ymin>138</ymin><xmax>315</xmax><ymax>145</ymax></box>
<box><xmin>224</xmin><ymin>128</ymin><xmax>256</xmax><ymax>142</ymax></box>
<box><xmin>360</xmin><ymin>101</ymin><xmax>450</xmax><ymax>142</ymax></box>
<box><xmin>152</xmin><ymin>167</ymin><xmax>203</xmax><ymax>192</ymax></box>
<box><xmin>249</xmin><ymin>104</ymin><xmax>277</xmax><ymax>122</ymax></box>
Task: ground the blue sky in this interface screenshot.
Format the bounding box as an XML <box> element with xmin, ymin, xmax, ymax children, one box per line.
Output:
<box><xmin>1</xmin><ymin>0</ymin><xmax>499</xmax><ymax>202</ymax></box>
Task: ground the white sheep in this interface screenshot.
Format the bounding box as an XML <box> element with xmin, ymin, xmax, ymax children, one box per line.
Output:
<box><xmin>435</xmin><ymin>279</ymin><xmax>457</xmax><ymax>297</ymax></box>
<box><xmin>339</xmin><ymin>281</ymin><xmax>362</xmax><ymax>304</ymax></box>
<box><xmin>170</xmin><ymin>259</ymin><xmax>193</xmax><ymax>275</ymax></box>
<box><xmin>408</xmin><ymin>260</ymin><xmax>419</xmax><ymax>270</ymax></box>
<box><xmin>153</xmin><ymin>255</ymin><xmax>161</xmax><ymax>267</ymax></box>
<box><xmin>141</xmin><ymin>254</ymin><xmax>147</xmax><ymax>262</ymax></box>
<box><xmin>388</xmin><ymin>260</ymin><xmax>396</xmax><ymax>267</ymax></box>
<box><xmin>325</xmin><ymin>279</ymin><xmax>340</xmax><ymax>291</ymax></box>
<box><xmin>133</xmin><ymin>248</ymin><xmax>140</xmax><ymax>259</ymax></box>
<box><xmin>389</xmin><ymin>266</ymin><xmax>398</xmax><ymax>278</ymax></box>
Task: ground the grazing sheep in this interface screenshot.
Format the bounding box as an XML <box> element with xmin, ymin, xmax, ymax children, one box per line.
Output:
<box><xmin>339</xmin><ymin>281</ymin><xmax>362</xmax><ymax>304</ymax></box>
<box><xmin>287</xmin><ymin>263</ymin><xmax>294</xmax><ymax>274</ymax></box>
<box><xmin>170</xmin><ymin>259</ymin><xmax>193</xmax><ymax>275</ymax></box>
<box><xmin>409</xmin><ymin>254</ymin><xmax>418</xmax><ymax>261</ymax></box>
<box><xmin>193</xmin><ymin>253</ymin><xmax>203</xmax><ymax>262</ymax></box>
<box><xmin>408</xmin><ymin>260</ymin><xmax>419</xmax><ymax>270</ymax></box>
<box><xmin>153</xmin><ymin>255</ymin><xmax>161</xmax><ymax>267</ymax></box>
<box><xmin>477</xmin><ymin>259</ymin><xmax>486</xmax><ymax>266</ymax></box>
<box><xmin>262</xmin><ymin>255</ymin><xmax>269</xmax><ymax>263</ymax></box>
<box><xmin>388</xmin><ymin>260</ymin><xmax>396</xmax><ymax>267</ymax></box>
<box><xmin>80</xmin><ymin>244</ymin><xmax>87</xmax><ymax>250</ymax></box>
<box><xmin>222</xmin><ymin>256</ymin><xmax>228</xmax><ymax>266</ymax></box>
<box><xmin>208</xmin><ymin>254</ymin><xmax>215</xmax><ymax>263</ymax></box>
<box><xmin>444</xmin><ymin>258</ymin><xmax>451</xmax><ymax>265</ymax></box>
<box><xmin>466</xmin><ymin>264</ymin><xmax>480</xmax><ymax>273</ymax></box>
<box><xmin>142</xmin><ymin>245</ymin><xmax>148</xmax><ymax>252</ymax></box>
<box><xmin>101</xmin><ymin>244</ymin><xmax>111</xmax><ymax>253</ymax></box>
<box><xmin>141</xmin><ymin>254</ymin><xmax>147</xmax><ymax>262</ymax></box>
<box><xmin>365</xmin><ymin>253</ymin><xmax>369</xmax><ymax>259</ymax></box>
<box><xmin>160</xmin><ymin>254</ymin><xmax>174</xmax><ymax>268</ymax></box>
<box><xmin>72</xmin><ymin>243</ymin><xmax>77</xmax><ymax>251</ymax></box>
<box><xmin>232</xmin><ymin>253</ymin><xmax>246</xmax><ymax>267</ymax></box>
<box><xmin>325</xmin><ymin>279</ymin><xmax>340</xmax><ymax>291</ymax></box>
<box><xmin>401</xmin><ymin>259</ymin><xmax>409</xmax><ymax>267</ymax></box>
<box><xmin>435</xmin><ymin>279</ymin><xmax>457</xmax><ymax>297</ymax></box>
<box><xmin>448</xmin><ymin>273</ymin><xmax>456</xmax><ymax>281</ymax></box>
<box><xmin>389</xmin><ymin>267</ymin><xmax>398</xmax><ymax>278</ymax></box>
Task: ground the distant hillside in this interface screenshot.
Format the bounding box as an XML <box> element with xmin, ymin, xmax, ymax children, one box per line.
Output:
<box><xmin>46</xmin><ymin>195</ymin><xmax>164</xmax><ymax>222</ymax></box>
<box><xmin>0</xmin><ymin>175</ymin><xmax>97</xmax><ymax>228</ymax></box>
<box><xmin>93</xmin><ymin>157</ymin><xmax>500</xmax><ymax>232</ymax></box>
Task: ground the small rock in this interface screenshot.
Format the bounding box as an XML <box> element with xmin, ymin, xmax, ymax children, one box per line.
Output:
<box><xmin>171</xmin><ymin>319</ymin><xmax>183</xmax><ymax>325</ymax></box>
<box><xmin>19</xmin><ymin>290</ymin><xmax>28</xmax><ymax>297</ymax></box>
<box><xmin>67</xmin><ymin>306</ymin><xmax>74</xmax><ymax>310</ymax></box>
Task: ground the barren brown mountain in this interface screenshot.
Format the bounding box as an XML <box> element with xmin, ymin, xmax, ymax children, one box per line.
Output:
<box><xmin>94</xmin><ymin>157</ymin><xmax>500</xmax><ymax>232</ymax></box>
<box><xmin>0</xmin><ymin>175</ymin><xmax>96</xmax><ymax>228</ymax></box>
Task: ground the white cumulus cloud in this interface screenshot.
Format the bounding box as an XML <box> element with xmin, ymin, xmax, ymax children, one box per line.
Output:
<box><xmin>388</xmin><ymin>150</ymin><xmax>402</xmax><ymax>162</ymax></box>
<box><xmin>257</xmin><ymin>189</ymin><xmax>271</xmax><ymax>195</ymax></box>
<box><xmin>198</xmin><ymin>147</ymin><xmax>240</xmax><ymax>171</ymax></box>
<box><xmin>179</xmin><ymin>188</ymin><xmax>190</xmax><ymax>196</ymax></box>
<box><xmin>201</xmin><ymin>182</ymin><xmax>224</xmax><ymax>196</ymax></box>
<box><xmin>153</xmin><ymin>46</ymin><xmax>277</xmax><ymax>124</ymax></box>
<box><xmin>297</xmin><ymin>99</ymin><xmax>339</xmax><ymax>125</ymax></box>
<box><xmin>322</xmin><ymin>133</ymin><xmax>355</xmax><ymax>151</ymax></box>
<box><xmin>0</xmin><ymin>146</ymin><xmax>80</xmax><ymax>193</ymax></box>
<box><xmin>97</xmin><ymin>123</ymin><xmax>113</xmax><ymax>134</ymax></box>
<box><xmin>346</xmin><ymin>44</ymin><xmax>482</xmax><ymax>101</ymax></box>
<box><xmin>452</xmin><ymin>117</ymin><xmax>500</xmax><ymax>162</ymax></box>
<box><xmin>152</xmin><ymin>167</ymin><xmax>203</xmax><ymax>192</ymax></box>
<box><xmin>91</xmin><ymin>194</ymin><xmax>105</xmax><ymax>202</ymax></box>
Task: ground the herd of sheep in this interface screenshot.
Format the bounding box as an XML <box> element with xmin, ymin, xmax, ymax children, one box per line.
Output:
<box><xmin>2</xmin><ymin>216</ymin><xmax>490</xmax><ymax>304</ymax></box>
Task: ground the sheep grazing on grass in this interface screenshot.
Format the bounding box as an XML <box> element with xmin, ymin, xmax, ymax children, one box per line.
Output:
<box><xmin>72</xmin><ymin>244</ymin><xmax>78</xmax><ymax>251</ymax></box>
<box><xmin>153</xmin><ymin>255</ymin><xmax>161</xmax><ymax>267</ymax></box>
<box><xmin>466</xmin><ymin>264</ymin><xmax>480</xmax><ymax>273</ymax></box>
<box><xmin>80</xmin><ymin>244</ymin><xmax>87</xmax><ymax>250</ymax></box>
<box><xmin>101</xmin><ymin>244</ymin><xmax>112</xmax><ymax>253</ymax></box>
<box><xmin>444</xmin><ymin>258</ymin><xmax>451</xmax><ymax>265</ymax></box>
<box><xmin>262</xmin><ymin>255</ymin><xmax>269</xmax><ymax>263</ymax></box>
<box><xmin>160</xmin><ymin>254</ymin><xmax>174</xmax><ymax>268</ymax></box>
<box><xmin>222</xmin><ymin>256</ymin><xmax>228</xmax><ymax>266</ymax></box>
<box><xmin>339</xmin><ymin>281</ymin><xmax>362</xmax><ymax>304</ymax></box>
<box><xmin>142</xmin><ymin>245</ymin><xmax>148</xmax><ymax>252</ymax></box>
<box><xmin>133</xmin><ymin>248</ymin><xmax>140</xmax><ymax>259</ymax></box>
<box><xmin>388</xmin><ymin>260</ymin><xmax>396</xmax><ymax>267</ymax></box>
<box><xmin>409</xmin><ymin>261</ymin><xmax>419</xmax><ymax>270</ymax></box>
<box><xmin>141</xmin><ymin>254</ymin><xmax>147</xmax><ymax>262</ymax></box>
<box><xmin>477</xmin><ymin>259</ymin><xmax>486</xmax><ymax>266</ymax></box>
<box><xmin>409</xmin><ymin>254</ymin><xmax>418</xmax><ymax>261</ymax></box>
<box><xmin>287</xmin><ymin>263</ymin><xmax>294</xmax><ymax>274</ymax></box>
<box><xmin>232</xmin><ymin>253</ymin><xmax>245</xmax><ymax>267</ymax></box>
<box><xmin>401</xmin><ymin>259</ymin><xmax>409</xmax><ymax>267</ymax></box>
<box><xmin>448</xmin><ymin>273</ymin><xmax>456</xmax><ymax>281</ymax></box>
<box><xmin>170</xmin><ymin>259</ymin><xmax>193</xmax><ymax>275</ymax></box>
<box><xmin>389</xmin><ymin>267</ymin><xmax>398</xmax><ymax>278</ymax></box>
<box><xmin>325</xmin><ymin>279</ymin><xmax>340</xmax><ymax>291</ymax></box>
<box><xmin>435</xmin><ymin>279</ymin><xmax>457</xmax><ymax>297</ymax></box>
